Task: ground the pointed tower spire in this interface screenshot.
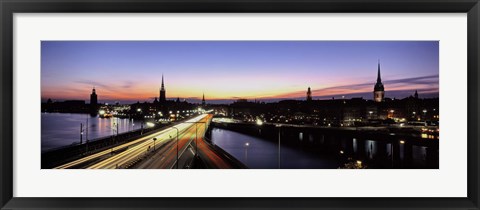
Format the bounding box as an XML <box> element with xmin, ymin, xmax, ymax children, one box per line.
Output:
<box><xmin>377</xmin><ymin>60</ymin><xmax>381</xmax><ymax>83</ymax></box>
<box><xmin>373</xmin><ymin>60</ymin><xmax>385</xmax><ymax>103</ymax></box>
<box><xmin>161</xmin><ymin>74</ymin><xmax>165</xmax><ymax>89</ymax></box>
<box><xmin>159</xmin><ymin>74</ymin><xmax>166</xmax><ymax>102</ymax></box>
<box><xmin>202</xmin><ymin>92</ymin><xmax>206</xmax><ymax>106</ymax></box>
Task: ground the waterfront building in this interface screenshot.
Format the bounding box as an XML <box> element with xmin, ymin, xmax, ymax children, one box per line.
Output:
<box><xmin>90</xmin><ymin>87</ymin><xmax>98</xmax><ymax>106</ymax></box>
<box><xmin>89</xmin><ymin>87</ymin><xmax>98</xmax><ymax>115</ymax></box>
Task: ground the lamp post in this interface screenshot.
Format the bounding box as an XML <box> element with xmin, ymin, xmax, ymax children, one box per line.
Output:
<box><xmin>111</xmin><ymin>123</ymin><xmax>115</xmax><ymax>154</ymax></box>
<box><xmin>182</xmin><ymin>121</ymin><xmax>206</xmax><ymax>157</ymax></box>
<box><xmin>110</xmin><ymin>118</ymin><xmax>118</xmax><ymax>154</ymax></box>
<box><xmin>85</xmin><ymin>118</ymin><xmax>89</xmax><ymax>154</ymax></box>
<box><xmin>152</xmin><ymin>138</ymin><xmax>157</xmax><ymax>151</ymax></box>
<box><xmin>171</xmin><ymin>126</ymin><xmax>179</xmax><ymax>169</ymax></box>
<box><xmin>116</xmin><ymin>117</ymin><xmax>119</xmax><ymax>136</ymax></box>
<box><xmin>80</xmin><ymin>123</ymin><xmax>84</xmax><ymax>144</ymax></box>
<box><xmin>276</xmin><ymin>124</ymin><xmax>282</xmax><ymax>169</ymax></box>
<box><xmin>170</xmin><ymin>117</ymin><xmax>208</xmax><ymax>168</ymax></box>
<box><xmin>399</xmin><ymin>140</ymin><xmax>405</xmax><ymax>167</ymax></box>
<box><xmin>244</xmin><ymin>142</ymin><xmax>250</xmax><ymax>164</ymax></box>
<box><xmin>195</xmin><ymin>123</ymin><xmax>198</xmax><ymax>156</ymax></box>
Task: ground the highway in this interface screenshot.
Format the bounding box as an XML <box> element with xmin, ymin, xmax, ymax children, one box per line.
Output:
<box><xmin>135</xmin><ymin>114</ymin><xmax>235</xmax><ymax>169</ymax></box>
<box><xmin>134</xmin><ymin>121</ymin><xmax>200</xmax><ymax>169</ymax></box>
<box><xmin>194</xmin><ymin>116</ymin><xmax>233</xmax><ymax>169</ymax></box>
<box><xmin>55</xmin><ymin>113</ymin><xmax>240</xmax><ymax>169</ymax></box>
<box><xmin>55</xmin><ymin>114</ymin><xmax>208</xmax><ymax>169</ymax></box>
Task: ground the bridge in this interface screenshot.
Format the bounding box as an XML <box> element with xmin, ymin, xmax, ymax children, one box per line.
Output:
<box><xmin>51</xmin><ymin>114</ymin><xmax>246</xmax><ymax>169</ymax></box>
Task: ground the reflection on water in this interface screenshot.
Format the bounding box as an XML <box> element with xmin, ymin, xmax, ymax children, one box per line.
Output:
<box><xmin>211</xmin><ymin>128</ymin><xmax>339</xmax><ymax>169</ymax></box>
<box><xmin>210</xmin><ymin>127</ymin><xmax>438</xmax><ymax>169</ymax></box>
<box><xmin>41</xmin><ymin>113</ymin><xmax>142</xmax><ymax>152</ymax></box>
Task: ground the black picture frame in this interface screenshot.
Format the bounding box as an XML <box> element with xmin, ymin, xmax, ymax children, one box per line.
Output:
<box><xmin>1</xmin><ymin>0</ymin><xmax>479</xmax><ymax>209</ymax></box>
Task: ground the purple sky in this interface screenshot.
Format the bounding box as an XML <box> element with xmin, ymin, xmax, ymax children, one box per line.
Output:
<box><xmin>41</xmin><ymin>41</ymin><xmax>439</xmax><ymax>104</ymax></box>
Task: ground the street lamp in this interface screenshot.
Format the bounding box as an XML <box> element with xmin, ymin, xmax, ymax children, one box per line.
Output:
<box><xmin>152</xmin><ymin>137</ymin><xmax>157</xmax><ymax>151</ymax></box>
<box><xmin>171</xmin><ymin>126</ymin><xmax>180</xmax><ymax>169</ymax></box>
<box><xmin>276</xmin><ymin>124</ymin><xmax>282</xmax><ymax>169</ymax></box>
<box><xmin>111</xmin><ymin>122</ymin><xmax>116</xmax><ymax>154</ymax></box>
<box><xmin>182</xmin><ymin>121</ymin><xmax>206</xmax><ymax>157</ymax></box>
<box><xmin>80</xmin><ymin>123</ymin><xmax>84</xmax><ymax>144</ymax></box>
<box><xmin>85</xmin><ymin>118</ymin><xmax>89</xmax><ymax>154</ymax></box>
<box><xmin>244</xmin><ymin>142</ymin><xmax>250</xmax><ymax>164</ymax></box>
<box><xmin>169</xmin><ymin>118</ymin><xmax>208</xmax><ymax>168</ymax></box>
<box><xmin>110</xmin><ymin>118</ymin><xmax>119</xmax><ymax>154</ymax></box>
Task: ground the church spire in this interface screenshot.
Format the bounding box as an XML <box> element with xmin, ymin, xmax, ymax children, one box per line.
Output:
<box><xmin>373</xmin><ymin>60</ymin><xmax>385</xmax><ymax>102</ymax></box>
<box><xmin>202</xmin><ymin>93</ymin><xmax>206</xmax><ymax>106</ymax></box>
<box><xmin>161</xmin><ymin>74</ymin><xmax>165</xmax><ymax>90</ymax></box>
<box><xmin>159</xmin><ymin>74</ymin><xmax>166</xmax><ymax>102</ymax></box>
<box><xmin>377</xmin><ymin>60</ymin><xmax>382</xmax><ymax>83</ymax></box>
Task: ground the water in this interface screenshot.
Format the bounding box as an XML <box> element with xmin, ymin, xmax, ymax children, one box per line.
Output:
<box><xmin>210</xmin><ymin>128</ymin><xmax>340</xmax><ymax>169</ymax></box>
<box><xmin>41</xmin><ymin>113</ymin><xmax>142</xmax><ymax>152</ymax></box>
<box><xmin>210</xmin><ymin>127</ymin><xmax>439</xmax><ymax>169</ymax></box>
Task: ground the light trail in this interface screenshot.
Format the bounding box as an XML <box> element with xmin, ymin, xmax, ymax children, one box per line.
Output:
<box><xmin>55</xmin><ymin>114</ymin><xmax>207</xmax><ymax>169</ymax></box>
<box><xmin>89</xmin><ymin>123</ymin><xmax>199</xmax><ymax>169</ymax></box>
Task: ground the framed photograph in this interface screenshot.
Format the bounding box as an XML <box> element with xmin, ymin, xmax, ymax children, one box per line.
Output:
<box><xmin>1</xmin><ymin>0</ymin><xmax>479</xmax><ymax>209</ymax></box>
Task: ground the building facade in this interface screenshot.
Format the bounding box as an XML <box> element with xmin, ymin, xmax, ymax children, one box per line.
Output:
<box><xmin>89</xmin><ymin>87</ymin><xmax>98</xmax><ymax>116</ymax></box>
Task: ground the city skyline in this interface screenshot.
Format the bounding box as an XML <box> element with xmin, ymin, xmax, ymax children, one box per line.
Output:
<box><xmin>41</xmin><ymin>41</ymin><xmax>439</xmax><ymax>104</ymax></box>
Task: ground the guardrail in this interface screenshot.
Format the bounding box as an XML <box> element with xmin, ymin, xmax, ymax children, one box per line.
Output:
<box><xmin>203</xmin><ymin>136</ymin><xmax>248</xmax><ymax>169</ymax></box>
<box><xmin>41</xmin><ymin>124</ymin><xmax>170</xmax><ymax>168</ymax></box>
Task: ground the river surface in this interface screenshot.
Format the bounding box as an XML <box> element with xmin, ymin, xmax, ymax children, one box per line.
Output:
<box><xmin>42</xmin><ymin>113</ymin><xmax>142</xmax><ymax>152</ymax></box>
<box><xmin>210</xmin><ymin>128</ymin><xmax>340</xmax><ymax>169</ymax></box>
<box><xmin>210</xmin><ymin>126</ymin><xmax>438</xmax><ymax>169</ymax></box>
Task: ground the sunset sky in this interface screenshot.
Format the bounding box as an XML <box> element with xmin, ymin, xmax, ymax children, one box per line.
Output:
<box><xmin>41</xmin><ymin>41</ymin><xmax>439</xmax><ymax>104</ymax></box>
